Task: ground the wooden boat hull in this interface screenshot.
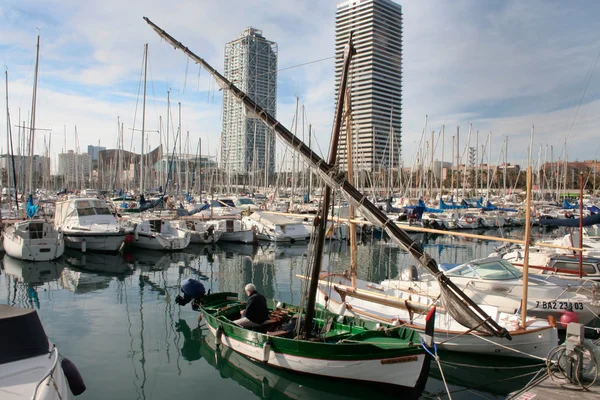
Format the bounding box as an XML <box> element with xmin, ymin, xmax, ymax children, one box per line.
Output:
<box><xmin>199</xmin><ymin>292</ymin><xmax>430</xmax><ymax>394</ymax></box>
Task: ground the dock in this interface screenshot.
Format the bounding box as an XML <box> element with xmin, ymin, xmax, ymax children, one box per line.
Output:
<box><xmin>509</xmin><ymin>365</ymin><xmax>600</xmax><ymax>399</ymax></box>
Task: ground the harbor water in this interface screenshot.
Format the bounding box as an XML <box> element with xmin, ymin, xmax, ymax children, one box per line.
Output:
<box><xmin>0</xmin><ymin>227</ymin><xmax>549</xmax><ymax>399</ymax></box>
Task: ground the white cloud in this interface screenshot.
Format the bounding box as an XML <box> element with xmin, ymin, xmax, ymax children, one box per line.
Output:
<box><xmin>1</xmin><ymin>0</ymin><xmax>600</xmax><ymax>177</ymax></box>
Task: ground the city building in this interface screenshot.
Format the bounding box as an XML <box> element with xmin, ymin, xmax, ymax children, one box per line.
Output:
<box><xmin>221</xmin><ymin>27</ymin><xmax>277</xmax><ymax>184</ymax></box>
<box><xmin>336</xmin><ymin>0</ymin><xmax>403</xmax><ymax>171</ymax></box>
<box><xmin>58</xmin><ymin>150</ymin><xmax>91</xmax><ymax>186</ymax></box>
<box><xmin>88</xmin><ymin>145</ymin><xmax>106</xmax><ymax>170</ymax></box>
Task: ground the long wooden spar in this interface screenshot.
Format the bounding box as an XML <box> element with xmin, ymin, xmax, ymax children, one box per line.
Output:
<box><xmin>143</xmin><ymin>17</ymin><xmax>510</xmax><ymax>339</ymax></box>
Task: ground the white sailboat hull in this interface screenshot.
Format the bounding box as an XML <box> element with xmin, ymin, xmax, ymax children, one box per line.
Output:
<box><xmin>132</xmin><ymin>231</ymin><xmax>191</xmax><ymax>250</ymax></box>
<box><xmin>220</xmin><ymin>230</ymin><xmax>255</xmax><ymax>243</ymax></box>
<box><xmin>316</xmin><ymin>276</ymin><xmax>558</xmax><ymax>360</ymax></box>
<box><xmin>2</xmin><ymin>224</ymin><xmax>64</xmax><ymax>262</ymax></box>
<box><xmin>189</xmin><ymin>230</ymin><xmax>223</xmax><ymax>244</ymax></box>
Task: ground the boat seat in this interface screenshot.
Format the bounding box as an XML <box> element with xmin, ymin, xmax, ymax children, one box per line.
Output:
<box><xmin>267</xmin><ymin>330</ymin><xmax>288</xmax><ymax>337</ymax></box>
<box><xmin>250</xmin><ymin>319</ymin><xmax>279</xmax><ymax>333</ymax></box>
<box><xmin>320</xmin><ymin>329</ymin><xmax>351</xmax><ymax>341</ymax></box>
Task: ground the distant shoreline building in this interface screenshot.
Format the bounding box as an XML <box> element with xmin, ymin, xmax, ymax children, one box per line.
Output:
<box><xmin>58</xmin><ymin>150</ymin><xmax>90</xmax><ymax>187</ymax></box>
<box><xmin>88</xmin><ymin>145</ymin><xmax>106</xmax><ymax>170</ymax></box>
<box><xmin>336</xmin><ymin>0</ymin><xmax>403</xmax><ymax>171</ymax></box>
<box><xmin>221</xmin><ymin>27</ymin><xmax>277</xmax><ymax>185</ymax></box>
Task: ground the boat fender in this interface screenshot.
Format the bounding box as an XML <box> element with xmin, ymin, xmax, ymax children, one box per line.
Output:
<box><xmin>262</xmin><ymin>341</ymin><xmax>271</xmax><ymax>362</ymax></box>
<box><xmin>216</xmin><ymin>326</ymin><xmax>223</xmax><ymax>346</ymax></box>
<box><xmin>61</xmin><ymin>358</ymin><xmax>86</xmax><ymax>396</ymax></box>
<box><xmin>560</xmin><ymin>311</ymin><xmax>578</xmax><ymax>327</ymax></box>
<box><xmin>81</xmin><ymin>239</ymin><xmax>86</xmax><ymax>253</ymax></box>
<box><xmin>134</xmin><ymin>229</ymin><xmax>139</xmax><ymax>240</ymax></box>
<box><xmin>338</xmin><ymin>302</ymin><xmax>347</xmax><ymax>317</ymax></box>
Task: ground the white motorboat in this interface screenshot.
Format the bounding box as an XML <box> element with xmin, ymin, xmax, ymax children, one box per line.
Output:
<box><xmin>215</xmin><ymin>218</ymin><xmax>255</xmax><ymax>243</ymax></box>
<box><xmin>129</xmin><ymin>218</ymin><xmax>191</xmax><ymax>250</ymax></box>
<box><xmin>494</xmin><ymin>242</ymin><xmax>600</xmax><ymax>279</ymax></box>
<box><xmin>55</xmin><ymin>198</ymin><xmax>126</xmax><ymax>252</ymax></box>
<box><xmin>242</xmin><ymin>211</ymin><xmax>310</xmax><ymax>242</ymax></box>
<box><xmin>0</xmin><ymin>305</ymin><xmax>86</xmax><ymax>399</ymax></box>
<box><xmin>380</xmin><ymin>258</ymin><xmax>600</xmax><ymax>328</ymax></box>
<box><xmin>3</xmin><ymin>221</ymin><xmax>64</xmax><ymax>261</ymax></box>
<box><xmin>174</xmin><ymin>220</ymin><xmax>223</xmax><ymax>244</ymax></box>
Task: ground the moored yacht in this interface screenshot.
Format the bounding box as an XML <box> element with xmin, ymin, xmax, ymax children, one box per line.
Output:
<box><xmin>3</xmin><ymin>220</ymin><xmax>64</xmax><ymax>261</ymax></box>
<box><xmin>174</xmin><ymin>219</ymin><xmax>223</xmax><ymax>244</ymax></box>
<box><xmin>242</xmin><ymin>211</ymin><xmax>310</xmax><ymax>242</ymax></box>
<box><xmin>129</xmin><ymin>218</ymin><xmax>191</xmax><ymax>250</ymax></box>
<box><xmin>55</xmin><ymin>198</ymin><xmax>126</xmax><ymax>252</ymax></box>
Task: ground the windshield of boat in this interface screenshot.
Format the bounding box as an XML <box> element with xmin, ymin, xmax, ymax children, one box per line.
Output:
<box><xmin>447</xmin><ymin>259</ymin><xmax>522</xmax><ymax>280</ymax></box>
<box><xmin>236</xmin><ymin>198</ymin><xmax>255</xmax><ymax>206</ymax></box>
<box><xmin>76</xmin><ymin>200</ymin><xmax>112</xmax><ymax>216</ymax></box>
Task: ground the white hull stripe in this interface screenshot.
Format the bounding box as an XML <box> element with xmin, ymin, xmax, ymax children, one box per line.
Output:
<box><xmin>207</xmin><ymin>325</ymin><xmax>425</xmax><ymax>388</ymax></box>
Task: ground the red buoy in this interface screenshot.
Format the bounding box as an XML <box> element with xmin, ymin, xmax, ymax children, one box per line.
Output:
<box><xmin>559</xmin><ymin>311</ymin><xmax>578</xmax><ymax>327</ymax></box>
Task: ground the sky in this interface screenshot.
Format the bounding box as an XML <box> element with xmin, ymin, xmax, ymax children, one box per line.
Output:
<box><xmin>1</xmin><ymin>0</ymin><xmax>600</xmax><ymax>173</ymax></box>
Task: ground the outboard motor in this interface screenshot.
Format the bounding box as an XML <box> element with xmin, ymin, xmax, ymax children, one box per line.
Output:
<box><xmin>175</xmin><ymin>279</ymin><xmax>206</xmax><ymax>309</ymax></box>
<box><xmin>61</xmin><ymin>358</ymin><xmax>86</xmax><ymax>396</ymax></box>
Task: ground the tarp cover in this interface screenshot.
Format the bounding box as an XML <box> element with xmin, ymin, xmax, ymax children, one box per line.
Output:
<box><xmin>0</xmin><ymin>305</ymin><xmax>49</xmax><ymax>364</ymax></box>
<box><xmin>540</xmin><ymin>212</ymin><xmax>600</xmax><ymax>227</ymax></box>
<box><xmin>26</xmin><ymin>194</ymin><xmax>38</xmax><ymax>219</ymax></box>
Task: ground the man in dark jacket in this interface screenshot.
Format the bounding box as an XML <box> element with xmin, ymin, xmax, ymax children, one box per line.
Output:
<box><xmin>233</xmin><ymin>283</ymin><xmax>269</xmax><ymax>328</ymax></box>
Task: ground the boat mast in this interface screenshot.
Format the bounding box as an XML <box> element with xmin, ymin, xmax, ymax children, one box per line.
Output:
<box><xmin>5</xmin><ymin>68</ymin><xmax>18</xmax><ymax>210</ymax></box>
<box><xmin>140</xmin><ymin>43</ymin><xmax>148</xmax><ymax>195</ymax></box>
<box><xmin>302</xmin><ymin>34</ymin><xmax>355</xmax><ymax>338</ymax></box>
<box><xmin>28</xmin><ymin>35</ymin><xmax>40</xmax><ymax>195</ymax></box>
<box><xmin>345</xmin><ymin>88</ymin><xmax>358</xmax><ymax>287</ymax></box>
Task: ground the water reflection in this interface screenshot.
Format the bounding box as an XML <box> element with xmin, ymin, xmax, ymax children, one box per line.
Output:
<box><xmin>0</xmin><ymin>233</ymin><xmax>533</xmax><ymax>399</ymax></box>
<box><xmin>3</xmin><ymin>255</ymin><xmax>64</xmax><ymax>308</ymax></box>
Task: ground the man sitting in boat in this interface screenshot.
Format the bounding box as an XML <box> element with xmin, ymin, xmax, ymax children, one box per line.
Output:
<box><xmin>234</xmin><ymin>283</ymin><xmax>269</xmax><ymax>328</ymax></box>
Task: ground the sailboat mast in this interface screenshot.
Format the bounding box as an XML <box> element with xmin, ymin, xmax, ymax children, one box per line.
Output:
<box><xmin>5</xmin><ymin>68</ymin><xmax>10</xmax><ymax>196</ymax></box>
<box><xmin>28</xmin><ymin>35</ymin><xmax>40</xmax><ymax>195</ymax></box>
<box><xmin>345</xmin><ymin>88</ymin><xmax>358</xmax><ymax>287</ymax></box>
<box><xmin>5</xmin><ymin>68</ymin><xmax>18</xmax><ymax>210</ymax></box>
<box><xmin>303</xmin><ymin>34</ymin><xmax>355</xmax><ymax>339</ymax></box>
<box><xmin>140</xmin><ymin>43</ymin><xmax>148</xmax><ymax>194</ymax></box>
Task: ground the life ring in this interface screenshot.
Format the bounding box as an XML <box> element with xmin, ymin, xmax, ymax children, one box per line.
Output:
<box><xmin>465</xmin><ymin>216</ymin><xmax>475</xmax><ymax>224</ymax></box>
<box><xmin>260</xmin><ymin>203</ymin><xmax>267</xmax><ymax>211</ymax></box>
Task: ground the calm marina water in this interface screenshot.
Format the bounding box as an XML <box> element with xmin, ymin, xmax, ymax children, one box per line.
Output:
<box><xmin>1</xmin><ymin>228</ymin><xmax>552</xmax><ymax>399</ymax></box>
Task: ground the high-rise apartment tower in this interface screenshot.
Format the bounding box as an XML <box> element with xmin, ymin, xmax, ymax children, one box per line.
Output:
<box><xmin>221</xmin><ymin>28</ymin><xmax>277</xmax><ymax>184</ymax></box>
<box><xmin>336</xmin><ymin>0</ymin><xmax>403</xmax><ymax>171</ymax></box>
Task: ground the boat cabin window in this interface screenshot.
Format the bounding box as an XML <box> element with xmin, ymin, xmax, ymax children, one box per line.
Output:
<box><xmin>28</xmin><ymin>222</ymin><xmax>45</xmax><ymax>239</ymax></box>
<box><xmin>552</xmin><ymin>261</ymin><xmax>597</xmax><ymax>275</ymax></box>
<box><xmin>236</xmin><ymin>198</ymin><xmax>255</xmax><ymax>206</ymax></box>
<box><xmin>446</xmin><ymin>265</ymin><xmax>477</xmax><ymax>278</ymax></box>
<box><xmin>75</xmin><ymin>200</ymin><xmax>112</xmax><ymax>217</ymax></box>
<box><xmin>448</xmin><ymin>260</ymin><xmax>522</xmax><ymax>280</ymax></box>
<box><xmin>219</xmin><ymin>199</ymin><xmax>235</xmax><ymax>207</ymax></box>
